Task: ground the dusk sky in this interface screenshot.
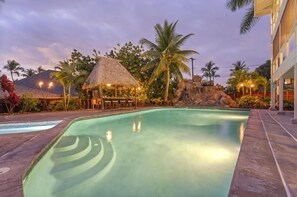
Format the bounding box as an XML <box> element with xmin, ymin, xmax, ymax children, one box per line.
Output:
<box><xmin>0</xmin><ymin>0</ymin><xmax>271</xmax><ymax>84</ymax></box>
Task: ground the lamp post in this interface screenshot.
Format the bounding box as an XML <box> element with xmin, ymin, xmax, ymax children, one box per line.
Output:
<box><xmin>47</xmin><ymin>82</ymin><xmax>53</xmax><ymax>99</ymax></box>
<box><xmin>38</xmin><ymin>81</ymin><xmax>53</xmax><ymax>110</ymax></box>
<box><xmin>38</xmin><ymin>81</ymin><xmax>44</xmax><ymax>98</ymax></box>
<box><xmin>190</xmin><ymin>58</ymin><xmax>196</xmax><ymax>80</ymax></box>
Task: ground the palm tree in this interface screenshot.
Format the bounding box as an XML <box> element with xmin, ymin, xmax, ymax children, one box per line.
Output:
<box><xmin>201</xmin><ymin>61</ymin><xmax>220</xmax><ymax>82</ymax></box>
<box><xmin>256</xmin><ymin>75</ymin><xmax>269</xmax><ymax>98</ymax></box>
<box><xmin>140</xmin><ymin>20</ymin><xmax>198</xmax><ymax>102</ymax></box>
<box><xmin>22</xmin><ymin>68</ymin><xmax>37</xmax><ymax>78</ymax></box>
<box><xmin>211</xmin><ymin>70</ymin><xmax>220</xmax><ymax>83</ymax></box>
<box><xmin>230</xmin><ymin>61</ymin><xmax>248</xmax><ymax>74</ymax></box>
<box><xmin>51</xmin><ymin>61</ymin><xmax>76</xmax><ymax>109</ymax></box>
<box><xmin>3</xmin><ymin>60</ymin><xmax>24</xmax><ymax>82</ymax></box>
<box><xmin>226</xmin><ymin>0</ymin><xmax>260</xmax><ymax>34</ymax></box>
<box><xmin>37</xmin><ymin>66</ymin><xmax>45</xmax><ymax>74</ymax></box>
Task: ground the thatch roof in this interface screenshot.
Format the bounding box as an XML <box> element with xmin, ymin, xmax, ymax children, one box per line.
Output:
<box><xmin>83</xmin><ymin>57</ymin><xmax>140</xmax><ymax>89</ymax></box>
<box><xmin>0</xmin><ymin>84</ymin><xmax>61</xmax><ymax>99</ymax></box>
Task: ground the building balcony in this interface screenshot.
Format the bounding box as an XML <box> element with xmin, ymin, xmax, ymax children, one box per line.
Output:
<box><xmin>272</xmin><ymin>45</ymin><xmax>297</xmax><ymax>82</ymax></box>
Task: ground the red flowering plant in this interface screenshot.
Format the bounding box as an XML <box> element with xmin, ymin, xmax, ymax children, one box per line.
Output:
<box><xmin>0</xmin><ymin>73</ymin><xmax>20</xmax><ymax>113</ymax></box>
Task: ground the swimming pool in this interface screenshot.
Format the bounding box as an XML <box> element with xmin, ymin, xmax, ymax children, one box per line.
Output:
<box><xmin>0</xmin><ymin>121</ymin><xmax>62</xmax><ymax>134</ymax></box>
<box><xmin>23</xmin><ymin>108</ymin><xmax>249</xmax><ymax>197</ymax></box>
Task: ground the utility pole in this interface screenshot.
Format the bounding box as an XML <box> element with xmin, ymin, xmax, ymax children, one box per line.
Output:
<box><xmin>190</xmin><ymin>58</ymin><xmax>196</xmax><ymax>80</ymax></box>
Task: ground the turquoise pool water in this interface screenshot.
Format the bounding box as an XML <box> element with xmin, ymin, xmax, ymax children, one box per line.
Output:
<box><xmin>23</xmin><ymin>108</ymin><xmax>249</xmax><ymax>197</ymax></box>
<box><xmin>0</xmin><ymin>121</ymin><xmax>61</xmax><ymax>134</ymax></box>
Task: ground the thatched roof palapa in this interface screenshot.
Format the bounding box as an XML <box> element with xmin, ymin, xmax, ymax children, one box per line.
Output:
<box><xmin>83</xmin><ymin>57</ymin><xmax>140</xmax><ymax>89</ymax></box>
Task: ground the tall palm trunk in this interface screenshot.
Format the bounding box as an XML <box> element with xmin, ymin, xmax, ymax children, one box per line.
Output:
<box><xmin>10</xmin><ymin>71</ymin><xmax>14</xmax><ymax>82</ymax></box>
<box><xmin>164</xmin><ymin>66</ymin><xmax>170</xmax><ymax>102</ymax></box>
<box><xmin>63</xmin><ymin>86</ymin><xmax>67</xmax><ymax>109</ymax></box>
<box><xmin>67</xmin><ymin>83</ymin><xmax>72</xmax><ymax>109</ymax></box>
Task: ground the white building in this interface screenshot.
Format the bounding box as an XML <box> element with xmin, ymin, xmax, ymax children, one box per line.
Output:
<box><xmin>255</xmin><ymin>0</ymin><xmax>297</xmax><ymax>123</ymax></box>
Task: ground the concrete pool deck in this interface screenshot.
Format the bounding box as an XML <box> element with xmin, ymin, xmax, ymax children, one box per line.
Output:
<box><xmin>0</xmin><ymin>109</ymin><xmax>296</xmax><ymax>197</ymax></box>
<box><xmin>229</xmin><ymin>110</ymin><xmax>297</xmax><ymax>197</ymax></box>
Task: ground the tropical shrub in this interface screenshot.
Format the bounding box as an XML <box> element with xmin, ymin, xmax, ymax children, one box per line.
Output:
<box><xmin>0</xmin><ymin>74</ymin><xmax>20</xmax><ymax>113</ymax></box>
<box><xmin>237</xmin><ymin>95</ymin><xmax>269</xmax><ymax>109</ymax></box>
<box><xmin>20</xmin><ymin>93</ymin><xmax>40</xmax><ymax>112</ymax></box>
<box><xmin>284</xmin><ymin>100</ymin><xmax>294</xmax><ymax>110</ymax></box>
<box><xmin>68</xmin><ymin>99</ymin><xmax>80</xmax><ymax>110</ymax></box>
<box><xmin>53</xmin><ymin>101</ymin><xmax>65</xmax><ymax>111</ymax></box>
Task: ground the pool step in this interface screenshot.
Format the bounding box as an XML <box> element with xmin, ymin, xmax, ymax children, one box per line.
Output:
<box><xmin>51</xmin><ymin>136</ymin><xmax>92</xmax><ymax>164</ymax></box>
<box><xmin>54</xmin><ymin>136</ymin><xmax>79</xmax><ymax>152</ymax></box>
<box><xmin>52</xmin><ymin>136</ymin><xmax>116</xmax><ymax>195</ymax></box>
<box><xmin>51</xmin><ymin>137</ymin><xmax>104</xmax><ymax>178</ymax></box>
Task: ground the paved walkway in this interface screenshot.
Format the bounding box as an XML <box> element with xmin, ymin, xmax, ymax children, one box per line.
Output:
<box><xmin>229</xmin><ymin>110</ymin><xmax>297</xmax><ymax>197</ymax></box>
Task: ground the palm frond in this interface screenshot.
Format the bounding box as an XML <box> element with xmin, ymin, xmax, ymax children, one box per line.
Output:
<box><xmin>226</xmin><ymin>0</ymin><xmax>253</xmax><ymax>11</ymax></box>
<box><xmin>175</xmin><ymin>33</ymin><xmax>194</xmax><ymax>48</ymax></box>
<box><xmin>178</xmin><ymin>50</ymin><xmax>199</xmax><ymax>56</ymax></box>
<box><xmin>139</xmin><ymin>38</ymin><xmax>158</xmax><ymax>50</ymax></box>
<box><xmin>240</xmin><ymin>5</ymin><xmax>259</xmax><ymax>34</ymax></box>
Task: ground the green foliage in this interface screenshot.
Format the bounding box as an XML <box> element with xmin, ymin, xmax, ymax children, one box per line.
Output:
<box><xmin>150</xmin><ymin>98</ymin><xmax>163</xmax><ymax>105</ymax></box>
<box><xmin>37</xmin><ymin>66</ymin><xmax>45</xmax><ymax>74</ymax></box>
<box><xmin>237</xmin><ymin>95</ymin><xmax>269</xmax><ymax>109</ymax></box>
<box><xmin>136</xmin><ymin>86</ymin><xmax>148</xmax><ymax>104</ymax></box>
<box><xmin>68</xmin><ymin>99</ymin><xmax>80</xmax><ymax>110</ymax></box>
<box><xmin>140</xmin><ymin>20</ymin><xmax>198</xmax><ymax>102</ymax></box>
<box><xmin>20</xmin><ymin>93</ymin><xmax>40</xmax><ymax>112</ymax></box>
<box><xmin>226</xmin><ymin>0</ymin><xmax>260</xmax><ymax>34</ymax></box>
<box><xmin>22</xmin><ymin>68</ymin><xmax>37</xmax><ymax>78</ymax></box>
<box><xmin>69</xmin><ymin>49</ymin><xmax>99</xmax><ymax>99</ymax></box>
<box><xmin>284</xmin><ymin>100</ymin><xmax>294</xmax><ymax>110</ymax></box>
<box><xmin>3</xmin><ymin>60</ymin><xmax>23</xmax><ymax>82</ymax></box>
<box><xmin>201</xmin><ymin>61</ymin><xmax>220</xmax><ymax>82</ymax></box>
<box><xmin>51</xmin><ymin>61</ymin><xmax>75</xmax><ymax>109</ymax></box>
<box><xmin>105</xmin><ymin>42</ymin><xmax>149</xmax><ymax>83</ymax></box>
<box><xmin>255</xmin><ymin>60</ymin><xmax>271</xmax><ymax>80</ymax></box>
<box><xmin>0</xmin><ymin>74</ymin><xmax>20</xmax><ymax>113</ymax></box>
<box><xmin>106</xmin><ymin>42</ymin><xmax>164</xmax><ymax>102</ymax></box>
<box><xmin>230</xmin><ymin>60</ymin><xmax>248</xmax><ymax>74</ymax></box>
<box><xmin>226</xmin><ymin>60</ymin><xmax>270</xmax><ymax>97</ymax></box>
<box><xmin>51</xmin><ymin>49</ymin><xmax>99</xmax><ymax>109</ymax></box>
<box><xmin>53</xmin><ymin>101</ymin><xmax>65</xmax><ymax>111</ymax></box>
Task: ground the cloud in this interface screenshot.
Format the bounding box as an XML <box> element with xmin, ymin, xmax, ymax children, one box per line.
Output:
<box><xmin>0</xmin><ymin>0</ymin><xmax>270</xmax><ymax>84</ymax></box>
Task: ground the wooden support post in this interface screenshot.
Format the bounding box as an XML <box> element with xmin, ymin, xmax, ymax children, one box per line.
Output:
<box><xmin>135</xmin><ymin>87</ymin><xmax>137</xmax><ymax>109</ymax></box>
<box><xmin>99</xmin><ymin>84</ymin><xmax>104</xmax><ymax>110</ymax></box>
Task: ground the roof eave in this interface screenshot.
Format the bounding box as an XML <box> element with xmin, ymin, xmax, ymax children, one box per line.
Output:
<box><xmin>254</xmin><ymin>0</ymin><xmax>273</xmax><ymax>17</ymax></box>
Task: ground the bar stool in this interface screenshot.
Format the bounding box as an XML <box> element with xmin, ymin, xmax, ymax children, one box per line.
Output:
<box><xmin>127</xmin><ymin>100</ymin><xmax>133</xmax><ymax>107</ymax></box>
<box><xmin>112</xmin><ymin>100</ymin><xmax>119</xmax><ymax>109</ymax></box>
<box><xmin>119</xmin><ymin>100</ymin><xmax>127</xmax><ymax>108</ymax></box>
<box><xmin>104</xmin><ymin>100</ymin><xmax>112</xmax><ymax>109</ymax></box>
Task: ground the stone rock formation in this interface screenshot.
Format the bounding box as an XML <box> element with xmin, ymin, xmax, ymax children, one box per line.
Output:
<box><xmin>173</xmin><ymin>75</ymin><xmax>237</xmax><ymax>108</ymax></box>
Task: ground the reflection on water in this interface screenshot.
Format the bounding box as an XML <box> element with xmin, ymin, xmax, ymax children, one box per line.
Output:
<box><xmin>106</xmin><ymin>130</ymin><xmax>112</xmax><ymax>142</ymax></box>
<box><xmin>239</xmin><ymin>123</ymin><xmax>244</xmax><ymax>143</ymax></box>
<box><xmin>132</xmin><ymin>122</ymin><xmax>136</xmax><ymax>132</ymax></box>
<box><xmin>132</xmin><ymin>116</ymin><xmax>142</xmax><ymax>133</ymax></box>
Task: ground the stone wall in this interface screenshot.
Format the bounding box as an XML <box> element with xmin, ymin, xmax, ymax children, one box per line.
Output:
<box><xmin>173</xmin><ymin>76</ymin><xmax>237</xmax><ymax>108</ymax></box>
